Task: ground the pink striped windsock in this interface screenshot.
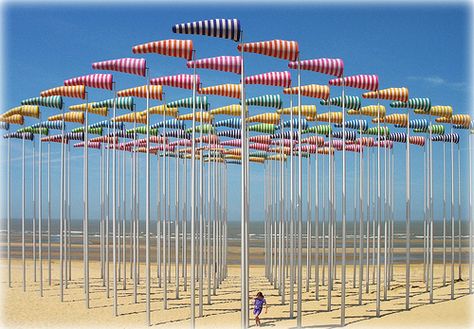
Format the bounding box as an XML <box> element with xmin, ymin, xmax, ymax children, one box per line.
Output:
<box><xmin>288</xmin><ymin>58</ymin><xmax>344</xmax><ymax>77</ymax></box>
<box><xmin>245</xmin><ymin>71</ymin><xmax>291</xmax><ymax>88</ymax></box>
<box><xmin>248</xmin><ymin>135</ymin><xmax>271</xmax><ymax>144</ymax></box>
<box><xmin>150</xmin><ymin>74</ymin><xmax>199</xmax><ymax>90</ymax></box>
<box><xmin>92</xmin><ymin>58</ymin><xmax>146</xmax><ymax>77</ymax></box>
<box><xmin>132</xmin><ymin>39</ymin><xmax>193</xmax><ymax>60</ymax></box>
<box><xmin>187</xmin><ymin>56</ymin><xmax>241</xmax><ymax>74</ymax></box>
<box><xmin>329</xmin><ymin>74</ymin><xmax>379</xmax><ymax>91</ymax></box>
<box><xmin>64</xmin><ymin>74</ymin><xmax>113</xmax><ymax>90</ymax></box>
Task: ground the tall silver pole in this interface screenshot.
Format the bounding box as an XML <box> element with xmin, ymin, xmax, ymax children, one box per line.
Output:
<box><xmin>443</xmin><ymin>141</ymin><xmax>447</xmax><ymax>285</ymax></box>
<box><xmin>190</xmin><ymin>50</ymin><xmax>197</xmax><ymax>328</ymax></box>
<box><xmin>405</xmin><ymin>108</ymin><xmax>411</xmax><ymax>309</ymax></box>
<box><xmin>315</xmin><ymin>135</ymin><xmax>319</xmax><ymax>300</ymax></box>
<box><xmin>48</xmin><ymin>141</ymin><xmax>51</xmax><ymax>286</ymax></box>
<box><xmin>341</xmin><ymin>80</ymin><xmax>347</xmax><ymax>326</ymax></box>
<box><xmin>33</xmin><ymin>139</ymin><xmax>36</xmax><ymax>283</ymax></box>
<box><xmin>289</xmin><ymin>96</ymin><xmax>295</xmax><ymax>319</ymax></box>
<box><xmin>451</xmin><ymin>124</ymin><xmax>455</xmax><ymax>299</ymax></box>
<box><xmin>296</xmin><ymin>56</ymin><xmax>303</xmax><ymax>328</ymax></box>
<box><xmin>358</xmin><ymin>121</ymin><xmax>364</xmax><ymax>304</ymax></box>
<box><xmin>39</xmin><ymin>129</ymin><xmax>43</xmax><ymax>296</ymax></box>
<box><xmin>60</xmin><ymin>116</ymin><xmax>65</xmax><ymax>301</ymax></box>
<box><xmin>7</xmin><ymin>137</ymin><xmax>11</xmax><ymax>288</ymax></box>
<box><xmin>457</xmin><ymin>141</ymin><xmax>462</xmax><ymax>281</ymax></box>
<box><xmin>176</xmin><ymin>148</ymin><xmax>180</xmax><ymax>300</ymax></box>
<box><xmin>22</xmin><ymin>135</ymin><xmax>26</xmax><ymax>292</ymax></box>
<box><xmin>376</xmin><ymin>99</ymin><xmax>381</xmax><ymax>317</ymax></box>
<box><xmin>145</xmin><ymin>71</ymin><xmax>151</xmax><ymax>325</ymax></box>
<box><xmin>84</xmin><ymin>92</ymin><xmax>90</xmax><ymax>308</ymax></box>
<box><xmin>469</xmin><ymin>130</ymin><xmax>472</xmax><ymax>294</ymax></box>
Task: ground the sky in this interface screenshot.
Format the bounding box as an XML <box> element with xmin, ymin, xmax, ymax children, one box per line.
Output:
<box><xmin>0</xmin><ymin>1</ymin><xmax>472</xmax><ymax>225</ymax></box>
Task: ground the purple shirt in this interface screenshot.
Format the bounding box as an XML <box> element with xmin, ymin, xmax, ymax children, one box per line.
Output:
<box><xmin>254</xmin><ymin>297</ymin><xmax>266</xmax><ymax>310</ymax></box>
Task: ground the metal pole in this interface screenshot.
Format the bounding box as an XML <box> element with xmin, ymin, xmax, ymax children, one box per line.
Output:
<box><xmin>405</xmin><ymin>108</ymin><xmax>411</xmax><ymax>310</ymax></box>
<box><xmin>341</xmin><ymin>80</ymin><xmax>347</xmax><ymax>326</ymax></box>
<box><xmin>22</xmin><ymin>135</ymin><xmax>26</xmax><ymax>292</ymax></box>
<box><xmin>85</xmin><ymin>92</ymin><xmax>90</xmax><ymax>308</ymax></box>
<box><xmin>296</xmin><ymin>56</ymin><xmax>303</xmax><ymax>328</ymax></box>
<box><xmin>190</xmin><ymin>50</ymin><xmax>197</xmax><ymax>328</ymax></box>
<box><xmin>39</xmin><ymin>129</ymin><xmax>43</xmax><ymax>296</ymax></box>
<box><xmin>145</xmin><ymin>72</ymin><xmax>151</xmax><ymax>324</ymax></box>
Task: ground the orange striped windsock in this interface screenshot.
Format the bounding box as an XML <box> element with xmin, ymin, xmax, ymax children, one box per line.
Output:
<box><xmin>199</xmin><ymin>83</ymin><xmax>241</xmax><ymax>99</ymax></box>
<box><xmin>430</xmin><ymin>105</ymin><xmax>453</xmax><ymax>118</ymax></box>
<box><xmin>237</xmin><ymin>40</ymin><xmax>299</xmax><ymax>61</ymax></box>
<box><xmin>177</xmin><ymin>111</ymin><xmax>213</xmax><ymax>123</ymax></box>
<box><xmin>0</xmin><ymin>114</ymin><xmax>24</xmax><ymax>125</ymax></box>
<box><xmin>48</xmin><ymin>112</ymin><xmax>84</xmax><ymax>124</ymax></box>
<box><xmin>132</xmin><ymin>39</ymin><xmax>193</xmax><ymax>60</ymax></box>
<box><xmin>69</xmin><ymin>104</ymin><xmax>108</xmax><ymax>116</ymax></box>
<box><xmin>362</xmin><ymin>87</ymin><xmax>409</xmax><ymax>102</ymax></box>
<box><xmin>41</xmin><ymin>85</ymin><xmax>86</xmax><ymax>99</ymax></box>
<box><xmin>3</xmin><ymin>105</ymin><xmax>40</xmax><ymax>118</ymax></box>
<box><xmin>357</xmin><ymin>105</ymin><xmax>386</xmax><ymax>118</ymax></box>
<box><xmin>117</xmin><ymin>85</ymin><xmax>163</xmax><ymax>100</ymax></box>
<box><xmin>112</xmin><ymin>112</ymin><xmax>146</xmax><ymax>124</ymax></box>
<box><xmin>246</xmin><ymin>112</ymin><xmax>281</xmax><ymax>124</ymax></box>
<box><xmin>283</xmin><ymin>84</ymin><xmax>330</xmax><ymax>100</ymax></box>
<box><xmin>316</xmin><ymin>111</ymin><xmax>343</xmax><ymax>124</ymax></box>
<box><xmin>318</xmin><ymin>147</ymin><xmax>335</xmax><ymax>155</ymax></box>
<box><xmin>210</xmin><ymin>104</ymin><xmax>241</xmax><ymax>116</ymax></box>
<box><xmin>144</xmin><ymin>105</ymin><xmax>178</xmax><ymax>117</ymax></box>
<box><xmin>277</xmin><ymin>105</ymin><xmax>317</xmax><ymax>117</ymax></box>
<box><xmin>373</xmin><ymin>113</ymin><xmax>407</xmax><ymax>126</ymax></box>
<box><xmin>445</xmin><ymin>114</ymin><xmax>471</xmax><ymax>127</ymax></box>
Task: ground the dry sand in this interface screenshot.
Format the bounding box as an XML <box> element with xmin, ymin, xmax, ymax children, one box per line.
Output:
<box><xmin>0</xmin><ymin>258</ymin><xmax>472</xmax><ymax>328</ymax></box>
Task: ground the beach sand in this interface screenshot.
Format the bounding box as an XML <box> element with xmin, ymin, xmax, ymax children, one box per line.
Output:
<box><xmin>0</xmin><ymin>258</ymin><xmax>472</xmax><ymax>328</ymax></box>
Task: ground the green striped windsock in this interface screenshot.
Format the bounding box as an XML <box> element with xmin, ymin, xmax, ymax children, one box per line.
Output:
<box><xmin>247</xmin><ymin>123</ymin><xmax>276</xmax><ymax>134</ymax></box>
<box><xmin>414</xmin><ymin>124</ymin><xmax>445</xmax><ymax>135</ymax></box>
<box><xmin>320</xmin><ymin>95</ymin><xmax>361</xmax><ymax>110</ymax></box>
<box><xmin>407</xmin><ymin>97</ymin><xmax>431</xmax><ymax>111</ymax></box>
<box><xmin>167</xmin><ymin>96</ymin><xmax>209</xmax><ymax>110</ymax></box>
<box><xmin>17</xmin><ymin>127</ymin><xmax>49</xmax><ymax>135</ymax></box>
<box><xmin>126</xmin><ymin>126</ymin><xmax>159</xmax><ymax>135</ymax></box>
<box><xmin>21</xmin><ymin>96</ymin><xmax>63</xmax><ymax>110</ymax></box>
<box><xmin>390</xmin><ymin>101</ymin><xmax>407</xmax><ymax>108</ymax></box>
<box><xmin>186</xmin><ymin>124</ymin><xmax>215</xmax><ymax>134</ymax></box>
<box><xmin>302</xmin><ymin>124</ymin><xmax>332</xmax><ymax>135</ymax></box>
<box><xmin>249</xmin><ymin>151</ymin><xmax>268</xmax><ymax>158</ymax></box>
<box><xmin>72</xmin><ymin>126</ymin><xmax>103</xmax><ymax>135</ymax></box>
<box><xmin>93</xmin><ymin>97</ymin><xmax>135</xmax><ymax>110</ymax></box>
<box><xmin>364</xmin><ymin>126</ymin><xmax>390</xmax><ymax>136</ymax></box>
<box><xmin>245</xmin><ymin>94</ymin><xmax>282</xmax><ymax>109</ymax></box>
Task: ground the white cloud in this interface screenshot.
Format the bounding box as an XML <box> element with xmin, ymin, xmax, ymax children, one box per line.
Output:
<box><xmin>407</xmin><ymin>76</ymin><xmax>466</xmax><ymax>90</ymax></box>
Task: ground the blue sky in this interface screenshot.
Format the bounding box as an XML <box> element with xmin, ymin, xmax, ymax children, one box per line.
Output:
<box><xmin>1</xmin><ymin>2</ymin><xmax>472</xmax><ymax>224</ymax></box>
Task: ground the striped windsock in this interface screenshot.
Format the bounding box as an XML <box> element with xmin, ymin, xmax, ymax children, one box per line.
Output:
<box><xmin>288</xmin><ymin>58</ymin><xmax>344</xmax><ymax>77</ymax></box>
<box><xmin>281</xmin><ymin>118</ymin><xmax>308</xmax><ymax>130</ymax></box>
<box><xmin>164</xmin><ymin>130</ymin><xmax>191</xmax><ymax>139</ymax></box>
<box><xmin>245</xmin><ymin>71</ymin><xmax>291</xmax><ymax>88</ymax></box>
<box><xmin>302</xmin><ymin>124</ymin><xmax>331</xmax><ymax>136</ymax></box>
<box><xmin>249</xmin><ymin>135</ymin><xmax>271</xmax><ymax>144</ymax></box>
<box><xmin>210</xmin><ymin>104</ymin><xmax>241</xmax><ymax>116</ymax></box>
<box><xmin>112</xmin><ymin>112</ymin><xmax>146</xmax><ymax>124</ymax></box>
<box><xmin>132</xmin><ymin>39</ymin><xmax>194</xmax><ymax>60</ymax></box>
<box><xmin>315</xmin><ymin>111</ymin><xmax>343</xmax><ymax>124</ymax></box>
<box><xmin>300</xmin><ymin>136</ymin><xmax>325</xmax><ymax>146</ymax></box>
<box><xmin>31</xmin><ymin>121</ymin><xmax>64</xmax><ymax>130</ymax></box>
<box><xmin>170</xmin><ymin>138</ymin><xmax>193</xmax><ymax>147</ymax></box>
<box><xmin>186</xmin><ymin>124</ymin><xmax>215</xmax><ymax>134</ymax></box>
<box><xmin>17</xmin><ymin>127</ymin><xmax>48</xmax><ymax>135</ymax></box>
<box><xmin>64</xmin><ymin>73</ymin><xmax>113</xmax><ymax>90</ymax></box>
<box><xmin>329</xmin><ymin>74</ymin><xmax>379</xmax><ymax>91</ymax></box>
<box><xmin>374</xmin><ymin>140</ymin><xmax>394</xmax><ymax>149</ymax></box>
<box><xmin>217</xmin><ymin>129</ymin><xmax>241</xmax><ymax>139</ymax></box>
<box><xmin>390</xmin><ymin>101</ymin><xmax>407</xmax><ymax>108</ymax></box>
<box><xmin>247</xmin><ymin>112</ymin><xmax>280</xmax><ymax>124</ymax></box>
<box><xmin>195</xmin><ymin>134</ymin><xmax>219</xmax><ymax>145</ymax></box>
<box><xmin>246</xmin><ymin>94</ymin><xmax>282</xmax><ymax>109</ymax></box>
<box><xmin>332</xmin><ymin>130</ymin><xmax>357</xmax><ymax>141</ymax></box>
<box><xmin>117</xmin><ymin>85</ymin><xmax>163</xmax><ymax>100</ymax></box>
<box><xmin>92</xmin><ymin>58</ymin><xmax>146</xmax><ymax>77</ymax></box>
<box><xmin>151</xmin><ymin>74</ymin><xmax>199</xmax><ymax>90</ymax></box>
<box><xmin>277</xmin><ymin>105</ymin><xmax>317</xmax><ymax>117</ymax></box>
<box><xmin>64</xmin><ymin>132</ymin><xmax>84</xmax><ymax>141</ymax></box>
<box><xmin>374</xmin><ymin>113</ymin><xmax>407</xmax><ymax>126</ymax></box>
<box><xmin>215</xmin><ymin>118</ymin><xmax>241</xmax><ymax>129</ymax></box>
<box><xmin>40</xmin><ymin>134</ymin><xmax>66</xmax><ymax>143</ymax></box>
<box><xmin>248</xmin><ymin>123</ymin><xmax>276</xmax><ymax>134</ymax></box>
<box><xmin>408</xmin><ymin>119</ymin><xmax>428</xmax><ymax>131</ymax></box>
<box><xmin>48</xmin><ymin>112</ymin><xmax>84</xmax><ymax>124</ymax></box>
<box><xmin>238</xmin><ymin>40</ymin><xmax>299</xmax><ymax>61</ymax></box>
<box><xmin>125</xmin><ymin>126</ymin><xmax>158</xmax><ymax>136</ymax></box>
<box><xmin>3</xmin><ymin>105</ymin><xmax>40</xmax><ymax>119</ymax></box>
<box><xmin>221</xmin><ymin>139</ymin><xmax>242</xmax><ymax>147</ymax></box>
<box><xmin>357</xmin><ymin>105</ymin><xmax>386</xmax><ymax>118</ymax></box>
<box><xmin>4</xmin><ymin>132</ymin><xmax>33</xmax><ymax>140</ymax></box>
<box><xmin>73</xmin><ymin>141</ymin><xmax>102</xmax><ymax>150</ymax></box>
<box><xmin>334</xmin><ymin>119</ymin><xmax>368</xmax><ymax>131</ymax></box>
<box><xmin>415</xmin><ymin>124</ymin><xmax>445</xmax><ymax>135</ymax></box>
<box><xmin>436</xmin><ymin>114</ymin><xmax>471</xmax><ymax>127</ymax></box>
<box><xmin>167</xmin><ymin>96</ymin><xmax>209</xmax><ymax>110</ymax></box>
<box><xmin>320</xmin><ymin>95</ymin><xmax>361</xmax><ymax>110</ymax></box>
<box><xmin>199</xmin><ymin>84</ymin><xmax>241</xmax><ymax>99</ymax></box>
<box><xmin>249</xmin><ymin>151</ymin><xmax>268</xmax><ymax>158</ymax></box>
<box><xmin>410</xmin><ymin>136</ymin><xmax>425</xmax><ymax>146</ymax></box>
<box><xmin>146</xmin><ymin>105</ymin><xmax>178</xmax><ymax>117</ymax></box>
<box><xmin>150</xmin><ymin>119</ymin><xmax>185</xmax><ymax>130</ymax></box>
<box><xmin>69</xmin><ymin>104</ymin><xmax>108</xmax><ymax>116</ymax></box>
<box><xmin>430</xmin><ymin>105</ymin><xmax>453</xmax><ymax>118</ymax></box>
<box><xmin>177</xmin><ymin>111</ymin><xmax>213</xmax><ymax>123</ymax></box>
<box><xmin>271</xmin><ymin>139</ymin><xmax>296</xmax><ymax>148</ymax></box>
<box><xmin>271</xmin><ymin>131</ymin><xmax>298</xmax><ymax>141</ymax></box>
<box><xmin>187</xmin><ymin>56</ymin><xmax>241</xmax><ymax>74</ymax></box>
<box><xmin>89</xmin><ymin>120</ymin><xmax>123</xmax><ymax>130</ymax></box>
<box><xmin>363</xmin><ymin>87</ymin><xmax>409</xmax><ymax>102</ymax></box>
<box><xmin>72</xmin><ymin>126</ymin><xmax>103</xmax><ymax>135</ymax></box>
<box><xmin>172</xmin><ymin>18</ymin><xmax>241</xmax><ymax>42</ymax></box>
<box><xmin>21</xmin><ymin>96</ymin><xmax>63</xmax><ymax>109</ymax></box>
<box><xmin>364</xmin><ymin>126</ymin><xmax>390</xmax><ymax>136</ymax></box>
<box><xmin>93</xmin><ymin>97</ymin><xmax>135</xmax><ymax>111</ymax></box>
<box><xmin>41</xmin><ymin>85</ymin><xmax>86</xmax><ymax>99</ymax></box>
<box><xmin>283</xmin><ymin>84</ymin><xmax>330</xmax><ymax>100</ymax></box>
<box><xmin>407</xmin><ymin>97</ymin><xmax>431</xmax><ymax>111</ymax></box>
<box><xmin>355</xmin><ymin>137</ymin><xmax>375</xmax><ymax>147</ymax></box>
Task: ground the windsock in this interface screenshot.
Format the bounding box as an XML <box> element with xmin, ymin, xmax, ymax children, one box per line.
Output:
<box><xmin>93</xmin><ymin>97</ymin><xmax>134</xmax><ymax>111</ymax></box>
<box><xmin>90</xmin><ymin>135</ymin><xmax>118</xmax><ymax>144</ymax></box>
<box><xmin>126</xmin><ymin>126</ymin><xmax>159</xmax><ymax>135</ymax></box>
<box><xmin>407</xmin><ymin>118</ymin><xmax>428</xmax><ymax>131</ymax></box>
<box><xmin>48</xmin><ymin>112</ymin><xmax>84</xmax><ymax>124</ymax></box>
<box><xmin>177</xmin><ymin>111</ymin><xmax>213</xmax><ymax>123</ymax></box>
<box><xmin>318</xmin><ymin>147</ymin><xmax>334</xmax><ymax>155</ymax></box>
<box><xmin>238</xmin><ymin>40</ymin><xmax>298</xmax><ymax>61</ymax></box>
<box><xmin>40</xmin><ymin>134</ymin><xmax>67</xmax><ymax>143</ymax></box>
<box><xmin>334</xmin><ymin>119</ymin><xmax>368</xmax><ymax>131</ymax></box>
<box><xmin>64</xmin><ymin>132</ymin><xmax>84</xmax><ymax>141</ymax></box>
<box><xmin>272</xmin><ymin>139</ymin><xmax>296</xmax><ymax>148</ymax></box>
<box><xmin>89</xmin><ymin>120</ymin><xmax>123</xmax><ymax>130</ymax></box>
<box><xmin>430</xmin><ymin>105</ymin><xmax>453</xmax><ymax>118</ymax></box>
<box><xmin>112</xmin><ymin>112</ymin><xmax>146</xmax><ymax>124</ymax></box>
<box><xmin>3</xmin><ymin>105</ymin><xmax>40</xmax><ymax>118</ymax></box>
<box><xmin>390</xmin><ymin>97</ymin><xmax>431</xmax><ymax>112</ymax></box>
<box><xmin>215</xmin><ymin>117</ymin><xmax>241</xmax><ymax>129</ymax></box>
<box><xmin>245</xmin><ymin>94</ymin><xmax>282</xmax><ymax>109</ymax></box>
<box><xmin>362</xmin><ymin>87</ymin><xmax>409</xmax><ymax>102</ymax></box>
<box><xmin>17</xmin><ymin>127</ymin><xmax>48</xmax><ymax>135</ymax></box>
<box><xmin>69</xmin><ymin>104</ymin><xmax>108</xmax><ymax>116</ymax></box>
<box><xmin>187</xmin><ymin>56</ymin><xmax>241</xmax><ymax>74</ymax></box>
<box><xmin>410</xmin><ymin>136</ymin><xmax>425</xmax><ymax>146</ymax></box>
<box><xmin>74</xmin><ymin>141</ymin><xmax>102</xmax><ymax>149</ymax></box>
<box><xmin>64</xmin><ymin>73</ymin><xmax>113</xmax><ymax>90</ymax></box>
<box><xmin>199</xmin><ymin>83</ymin><xmax>241</xmax><ymax>99</ymax></box>
<box><xmin>245</xmin><ymin>71</ymin><xmax>291</xmax><ymax>88</ymax></box>
<box><xmin>132</xmin><ymin>39</ymin><xmax>194</xmax><ymax>60</ymax></box>
<box><xmin>288</xmin><ymin>58</ymin><xmax>344</xmax><ymax>77</ymax></box>
<box><xmin>249</xmin><ymin>151</ymin><xmax>268</xmax><ymax>158</ymax></box>
<box><xmin>167</xmin><ymin>96</ymin><xmax>209</xmax><ymax>110</ymax></box>
<box><xmin>302</xmin><ymin>124</ymin><xmax>331</xmax><ymax>135</ymax></box>
<box><xmin>332</xmin><ymin>130</ymin><xmax>357</xmax><ymax>141</ymax></box>
<box><xmin>271</xmin><ymin>131</ymin><xmax>298</xmax><ymax>140</ymax></box>
<box><xmin>249</xmin><ymin>135</ymin><xmax>271</xmax><ymax>144</ymax></box>
<box><xmin>375</xmin><ymin>140</ymin><xmax>394</xmax><ymax>149</ymax></box>
<box><xmin>41</xmin><ymin>85</ymin><xmax>86</xmax><ymax>99</ymax></box>
<box><xmin>283</xmin><ymin>84</ymin><xmax>330</xmax><ymax>100</ymax></box>
<box><xmin>170</xmin><ymin>139</ymin><xmax>192</xmax><ymax>147</ymax></box>
<box><xmin>329</xmin><ymin>74</ymin><xmax>379</xmax><ymax>91</ymax></box>
<box><xmin>195</xmin><ymin>134</ymin><xmax>219</xmax><ymax>145</ymax></box>
<box><xmin>186</xmin><ymin>124</ymin><xmax>215</xmax><ymax>134</ymax></box>
<box><xmin>220</xmin><ymin>139</ymin><xmax>241</xmax><ymax>147</ymax></box>
<box><xmin>4</xmin><ymin>132</ymin><xmax>34</xmax><ymax>140</ymax></box>
<box><xmin>151</xmin><ymin>74</ymin><xmax>199</xmax><ymax>90</ymax></box>
<box><xmin>355</xmin><ymin>137</ymin><xmax>375</xmax><ymax>147</ymax></box>
<box><xmin>364</xmin><ymin>126</ymin><xmax>390</xmax><ymax>136</ymax></box>
<box><xmin>112</xmin><ymin>130</ymin><xmax>137</xmax><ymax>139</ymax></box>
<box><xmin>320</xmin><ymin>95</ymin><xmax>361</xmax><ymax>110</ymax></box>
<box><xmin>92</xmin><ymin>58</ymin><xmax>146</xmax><ymax>77</ymax></box>
<box><xmin>250</xmin><ymin>143</ymin><xmax>269</xmax><ymax>151</ymax></box>
<box><xmin>315</xmin><ymin>111</ymin><xmax>343</xmax><ymax>124</ymax></box>
<box><xmin>210</xmin><ymin>104</ymin><xmax>241</xmax><ymax>116</ymax></box>
<box><xmin>277</xmin><ymin>105</ymin><xmax>317</xmax><ymax>117</ymax></box>
<box><xmin>247</xmin><ymin>123</ymin><xmax>276</xmax><ymax>134</ymax></box>
<box><xmin>373</xmin><ymin>113</ymin><xmax>407</xmax><ymax>126</ymax></box>
<box><xmin>266</xmin><ymin>154</ymin><xmax>287</xmax><ymax>161</ymax></box>
<box><xmin>117</xmin><ymin>85</ymin><xmax>163</xmax><ymax>100</ymax></box>
<box><xmin>172</xmin><ymin>18</ymin><xmax>241</xmax><ymax>42</ymax></box>
<box><xmin>0</xmin><ymin>122</ymin><xmax>9</xmax><ymax>130</ymax></box>
<box><xmin>72</xmin><ymin>126</ymin><xmax>103</xmax><ymax>135</ymax></box>
<box><xmin>300</xmin><ymin>136</ymin><xmax>325</xmax><ymax>146</ymax></box>
<box><xmin>21</xmin><ymin>96</ymin><xmax>63</xmax><ymax>109</ymax></box>
<box><xmin>436</xmin><ymin>114</ymin><xmax>471</xmax><ymax>127</ymax></box>
<box><xmin>247</xmin><ymin>112</ymin><xmax>280</xmax><ymax>124</ymax></box>
<box><xmin>145</xmin><ymin>105</ymin><xmax>178</xmax><ymax>117</ymax></box>
<box><xmin>357</xmin><ymin>105</ymin><xmax>386</xmax><ymax>117</ymax></box>
<box><xmin>151</xmin><ymin>119</ymin><xmax>185</xmax><ymax>130</ymax></box>
<box><xmin>164</xmin><ymin>130</ymin><xmax>191</xmax><ymax>139</ymax></box>
<box><xmin>413</xmin><ymin>124</ymin><xmax>445</xmax><ymax>135</ymax></box>
<box><xmin>217</xmin><ymin>129</ymin><xmax>241</xmax><ymax>139</ymax></box>
<box><xmin>281</xmin><ymin>118</ymin><xmax>308</xmax><ymax>130</ymax></box>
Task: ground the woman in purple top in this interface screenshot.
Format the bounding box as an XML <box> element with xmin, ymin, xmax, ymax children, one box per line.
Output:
<box><xmin>252</xmin><ymin>292</ymin><xmax>267</xmax><ymax>326</ymax></box>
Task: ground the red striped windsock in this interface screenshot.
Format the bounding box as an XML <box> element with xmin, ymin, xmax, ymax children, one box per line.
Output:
<box><xmin>329</xmin><ymin>74</ymin><xmax>379</xmax><ymax>91</ymax></box>
<box><xmin>150</xmin><ymin>74</ymin><xmax>199</xmax><ymax>90</ymax></box>
<box><xmin>92</xmin><ymin>58</ymin><xmax>146</xmax><ymax>77</ymax></box>
<box><xmin>132</xmin><ymin>39</ymin><xmax>193</xmax><ymax>60</ymax></box>
<box><xmin>245</xmin><ymin>71</ymin><xmax>291</xmax><ymax>88</ymax></box>
<box><xmin>187</xmin><ymin>56</ymin><xmax>241</xmax><ymax>74</ymax></box>
<box><xmin>288</xmin><ymin>58</ymin><xmax>344</xmax><ymax>77</ymax></box>
<box><xmin>237</xmin><ymin>40</ymin><xmax>299</xmax><ymax>61</ymax></box>
<box><xmin>64</xmin><ymin>74</ymin><xmax>113</xmax><ymax>90</ymax></box>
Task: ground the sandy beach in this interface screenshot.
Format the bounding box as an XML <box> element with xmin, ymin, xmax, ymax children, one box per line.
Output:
<box><xmin>1</xmin><ymin>258</ymin><xmax>472</xmax><ymax>328</ymax></box>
